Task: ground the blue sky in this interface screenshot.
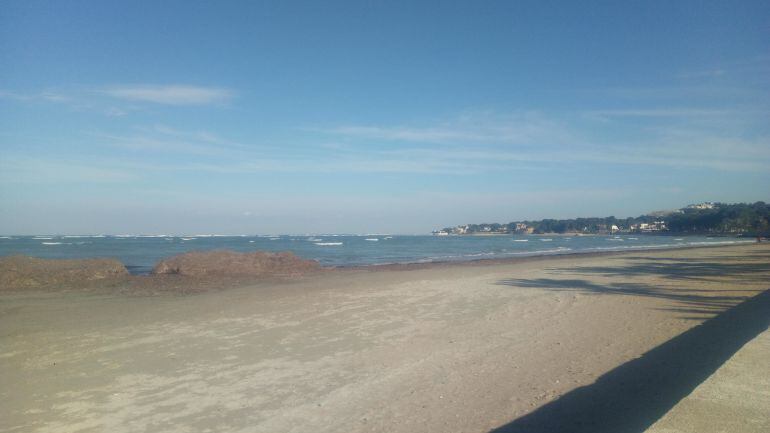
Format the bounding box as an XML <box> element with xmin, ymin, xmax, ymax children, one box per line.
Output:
<box><xmin>1</xmin><ymin>1</ymin><xmax>769</xmax><ymax>234</ymax></box>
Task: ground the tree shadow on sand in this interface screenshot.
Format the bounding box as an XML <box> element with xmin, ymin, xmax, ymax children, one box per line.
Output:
<box><xmin>496</xmin><ymin>278</ymin><xmax>756</xmax><ymax>319</ymax></box>
<box><xmin>489</xmin><ymin>289</ymin><xmax>770</xmax><ymax>433</ymax></box>
<box><xmin>504</xmin><ymin>252</ymin><xmax>770</xmax><ymax>318</ymax></box>
<box><xmin>548</xmin><ymin>252</ymin><xmax>770</xmax><ymax>284</ymax></box>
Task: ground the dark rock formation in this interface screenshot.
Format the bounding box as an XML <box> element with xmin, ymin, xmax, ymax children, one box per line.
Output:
<box><xmin>151</xmin><ymin>250</ymin><xmax>321</xmax><ymax>277</ymax></box>
<box><xmin>0</xmin><ymin>255</ymin><xmax>129</xmax><ymax>289</ymax></box>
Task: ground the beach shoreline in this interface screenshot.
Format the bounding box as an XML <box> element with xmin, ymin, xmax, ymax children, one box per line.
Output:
<box><xmin>0</xmin><ymin>240</ymin><xmax>759</xmax><ymax>296</ymax></box>
<box><xmin>0</xmin><ymin>233</ymin><xmax>754</xmax><ymax>279</ymax></box>
<box><xmin>331</xmin><ymin>240</ymin><xmax>758</xmax><ymax>272</ymax></box>
<box><xmin>2</xmin><ymin>243</ymin><xmax>769</xmax><ymax>432</ymax></box>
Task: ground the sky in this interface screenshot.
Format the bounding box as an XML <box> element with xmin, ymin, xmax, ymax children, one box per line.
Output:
<box><xmin>1</xmin><ymin>0</ymin><xmax>769</xmax><ymax>234</ymax></box>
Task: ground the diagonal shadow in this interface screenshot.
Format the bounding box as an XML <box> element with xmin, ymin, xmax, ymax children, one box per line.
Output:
<box><xmin>497</xmin><ymin>278</ymin><xmax>753</xmax><ymax>317</ymax></box>
<box><xmin>489</xmin><ymin>289</ymin><xmax>770</xmax><ymax>433</ymax></box>
<box><xmin>553</xmin><ymin>256</ymin><xmax>770</xmax><ymax>284</ymax></box>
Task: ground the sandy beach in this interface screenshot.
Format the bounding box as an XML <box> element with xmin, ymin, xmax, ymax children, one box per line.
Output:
<box><xmin>2</xmin><ymin>243</ymin><xmax>769</xmax><ymax>433</ymax></box>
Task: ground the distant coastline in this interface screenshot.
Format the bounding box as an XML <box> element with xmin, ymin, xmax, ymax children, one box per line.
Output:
<box><xmin>459</xmin><ymin>232</ymin><xmax>597</xmax><ymax>237</ymax></box>
<box><xmin>449</xmin><ymin>231</ymin><xmax>740</xmax><ymax>237</ymax></box>
<box><xmin>434</xmin><ymin>201</ymin><xmax>770</xmax><ymax>237</ymax></box>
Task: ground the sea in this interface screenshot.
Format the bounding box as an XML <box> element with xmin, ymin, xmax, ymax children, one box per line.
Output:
<box><xmin>0</xmin><ymin>234</ymin><xmax>753</xmax><ymax>275</ymax></box>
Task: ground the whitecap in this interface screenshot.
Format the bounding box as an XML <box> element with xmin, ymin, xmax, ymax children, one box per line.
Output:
<box><xmin>315</xmin><ymin>242</ymin><xmax>343</xmax><ymax>246</ymax></box>
<box><xmin>522</xmin><ymin>247</ymin><xmax>573</xmax><ymax>255</ymax></box>
<box><xmin>463</xmin><ymin>252</ymin><xmax>496</xmax><ymax>257</ymax></box>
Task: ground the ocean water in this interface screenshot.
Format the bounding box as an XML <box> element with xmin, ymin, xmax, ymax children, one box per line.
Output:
<box><xmin>0</xmin><ymin>234</ymin><xmax>753</xmax><ymax>275</ymax></box>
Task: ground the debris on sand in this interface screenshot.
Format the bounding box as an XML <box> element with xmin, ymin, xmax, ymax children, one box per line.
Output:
<box><xmin>151</xmin><ymin>250</ymin><xmax>321</xmax><ymax>277</ymax></box>
<box><xmin>0</xmin><ymin>255</ymin><xmax>129</xmax><ymax>289</ymax></box>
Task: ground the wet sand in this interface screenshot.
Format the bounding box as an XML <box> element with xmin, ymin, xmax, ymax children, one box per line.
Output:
<box><xmin>2</xmin><ymin>243</ymin><xmax>769</xmax><ymax>433</ymax></box>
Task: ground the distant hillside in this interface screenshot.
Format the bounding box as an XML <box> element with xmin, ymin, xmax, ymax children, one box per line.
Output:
<box><xmin>434</xmin><ymin>201</ymin><xmax>769</xmax><ymax>236</ymax></box>
<box><xmin>666</xmin><ymin>202</ymin><xmax>769</xmax><ymax>235</ymax></box>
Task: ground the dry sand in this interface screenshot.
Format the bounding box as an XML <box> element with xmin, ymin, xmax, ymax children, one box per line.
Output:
<box><xmin>645</xmin><ymin>327</ymin><xmax>770</xmax><ymax>433</ymax></box>
<box><xmin>2</xmin><ymin>244</ymin><xmax>769</xmax><ymax>433</ymax></box>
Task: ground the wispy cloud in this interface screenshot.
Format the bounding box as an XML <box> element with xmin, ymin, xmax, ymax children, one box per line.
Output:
<box><xmin>4</xmin><ymin>107</ymin><xmax>768</xmax><ymax>190</ymax></box>
<box><xmin>100</xmin><ymin>85</ymin><xmax>234</xmax><ymax>106</ymax></box>
<box><xmin>321</xmin><ymin>110</ymin><xmax>770</xmax><ymax>172</ymax></box>
<box><xmin>326</xmin><ymin>125</ymin><xmax>478</xmax><ymax>143</ymax></box>
<box><xmin>595</xmin><ymin>85</ymin><xmax>758</xmax><ymax>102</ymax></box>
<box><xmin>89</xmin><ymin>125</ymin><xmax>251</xmax><ymax>157</ymax></box>
<box><xmin>0</xmin><ymin>156</ymin><xmax>136</xmax><ymax>184</ymax></box>
<box><xmin>105</xmin><ymin>107</ymin><xmax>128</xmax><ymax>117</ymax></box>
<box><xmin>0</xmin><ymin>90</ymin><xmax>71</xmax><ymax>103</ymax></box>
<box><xmin>141</xmin><ymin>124</ymin><xmax>239</xmax><ymax>147</ymax></box>
<box><xmin>322</xmin><ymin>111</ymin><xmax>574</xmax><ymax>146</ymax></box>
<box><xmin>677</xmin><ymin>69</ymin><xmax>726</xmax><ymax>79</ymax></box>
<box><xmin>1</xmin><ymin>87</ymin><xmax>138</xmax><ymax>116</ymax></box>
<box><xmin>584</xmin><ymin>108</ymin><xmax>730</xmax><ymax>118</ymax></box>
<box><xmin>80</xmin><ymin>121</ymin><xmax>520</xmax><ymax>175</ymax></box>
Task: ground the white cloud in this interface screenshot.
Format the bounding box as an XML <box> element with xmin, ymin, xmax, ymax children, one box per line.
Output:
<box><xmin>100</xmin><ymin>85</ymin><xmax>233</xmax><ymax>106</ymax></box>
